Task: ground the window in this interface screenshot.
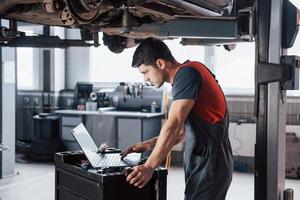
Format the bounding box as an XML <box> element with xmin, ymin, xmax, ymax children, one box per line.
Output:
<box><xmin>215</xmin><ymin>43</ymin><xmax>255</xmax><ymax>95</ymax></box>
<box><xmin>89</xmin><ymin>35</ymin><xmax>204</xmax><ymax>83</ymax></box>
<box><xmin>17</xmin><ymin>47</ymin><xmax>34</xmax><ymax>89</ymax></box>
<box><xmin>163</xmin><ymin>39</ymin><xmax>204</xmax><ymax>64</ymax></box>
<box><xmin>17</xmin><ymin>25</ymin><xmax>43</xmax><ymax>90</ymax></box>
<box><xmin>89</xmin><ymin>42</ymin><xmax>143</xmax><ymax>83</ymax></box>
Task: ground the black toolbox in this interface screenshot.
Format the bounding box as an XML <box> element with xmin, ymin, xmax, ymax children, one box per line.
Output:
<box><xmin>54</xmin><ymin>151</ymin><xmax>168</xmax><ymax>200</ymax></box>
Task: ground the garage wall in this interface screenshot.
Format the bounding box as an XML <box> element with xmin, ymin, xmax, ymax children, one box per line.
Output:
<box><xmin>227</xmin><ymin>95</ymin><xmax>300</xmax><ymax>157</ymax></box>
<box><xmin>227</xmin><ymin>95</ymin><xmax>300</xmax><ymax>125</ymax></box>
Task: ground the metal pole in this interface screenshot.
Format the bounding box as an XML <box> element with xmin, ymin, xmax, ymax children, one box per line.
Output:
<box><xmin>0</xmin><ymin>36</ymin><xmax>2</xmax><ymax>178</ymax></box>
<box><xmin>255</xmin><ymin>0</ymin><xmax>286</xmax><ymax>199</ymax></box>
<box><xmin>204</xmin><ymin>46</ymin><xmax>215</xmax><ymax>73</ymax></box>
<box><xmin>267</xmin><ymin>0</ymin><xmax>286</xmax><ymax>199</ymax></box>
<box><xmin>283</xmin><ymin>188</ymin><xmax>294</xmax><ymax>200</ymax></box>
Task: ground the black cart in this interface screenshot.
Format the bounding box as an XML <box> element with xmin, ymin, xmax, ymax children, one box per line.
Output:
<box><xmin>54</xmin><ymin>151</ymin><xmax>168</xmax><ymax>200</ymax></box>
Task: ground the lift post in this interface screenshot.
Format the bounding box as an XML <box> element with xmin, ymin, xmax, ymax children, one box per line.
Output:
<box><xmin>255</xmin><ymin>0</ymin><xmax>287</xmax><ymax>199</ymax></box>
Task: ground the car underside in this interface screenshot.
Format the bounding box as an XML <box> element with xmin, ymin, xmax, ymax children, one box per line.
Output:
<box><xmin>0</xmin><ymin>0</ymin><xmax>255</xmax><ymax>52</ymax></box>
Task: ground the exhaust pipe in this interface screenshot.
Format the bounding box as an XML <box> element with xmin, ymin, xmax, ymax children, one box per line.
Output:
<box><xmin>161</xmin><ymin>0</ymin><xmax>222</xmax><ymax>16</ymax></box>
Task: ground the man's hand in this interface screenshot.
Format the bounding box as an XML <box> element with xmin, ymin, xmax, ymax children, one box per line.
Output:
<box><xmin>120</xmin><ymin>143</ymin><xmax>148</xmax><ymax>159</ymax></box>
<box><xmin>97</xmin><ymin>142</ymin><xmax>108</xmax><ymax>153</ymax></box>
<box><xmin>125</xmin><ymin>164</ymin><xmax>155</xmax><ymax>188</ymax></box>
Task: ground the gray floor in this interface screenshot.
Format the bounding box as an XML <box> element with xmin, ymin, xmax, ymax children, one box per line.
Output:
<box><xmin>0</xmin><ymin>161</ymin><xmax>55</xmax><ymax>200</ymax></box>
<box><xmin>0</xmin><ymin>162</ymin><xmax>299</xmax><ymax>200</ymax></box>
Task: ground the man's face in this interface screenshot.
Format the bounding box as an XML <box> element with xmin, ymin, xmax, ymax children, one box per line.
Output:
<box><xmin>138</xmin><ymin>64</ymin><xmax>164</xmax><ymax>88</ymax></box>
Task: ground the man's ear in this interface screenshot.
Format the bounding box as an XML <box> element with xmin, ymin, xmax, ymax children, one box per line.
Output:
<box><xmin>156</xmin><ymin>59</ymin><xmax>166</xmax><ymax>69</ymax></box>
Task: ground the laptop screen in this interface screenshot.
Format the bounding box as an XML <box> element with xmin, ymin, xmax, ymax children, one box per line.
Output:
<box><xmin>71</xmin><ymin>123</ymin><xmax>141</xmax><ymax>168</ymax></box>
<box><xmin>71</xmin><ymin>123</ymin><xmax>100</xmax><ymax>166</ymax></box>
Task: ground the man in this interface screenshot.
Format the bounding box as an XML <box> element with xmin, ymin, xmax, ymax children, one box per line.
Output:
<box><xmin>121</xmin><ymin>38</ymin><xmax>233</xmax><ymax>200</ymax></box>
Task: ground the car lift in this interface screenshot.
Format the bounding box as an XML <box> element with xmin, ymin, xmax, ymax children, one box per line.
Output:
<box><xmin>255</xmin><ymin>0</ymin><xmax>299</xmax><ymax>200</ymax></box>
<box><xmin>0</xmin><ymin>19</ymin><xmax>98</xmax><ymax>48</ymax></box>
<box><xmin>1</xmin><ymin>0</ymin><xmax>300</xmax><ymax>199</ymax></box>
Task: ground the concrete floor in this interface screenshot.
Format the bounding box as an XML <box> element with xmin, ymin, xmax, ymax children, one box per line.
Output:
<box><xmin>0</xmin><ymin>162</ymin><xmax>299</xmax><ymax>200</ymax></box>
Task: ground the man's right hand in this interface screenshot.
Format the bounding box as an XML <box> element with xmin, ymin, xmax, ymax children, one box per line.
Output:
<box><xmin>120</xmin><ymin>143</ymin><xmax>148</xmax><ymax>159</ymax></box>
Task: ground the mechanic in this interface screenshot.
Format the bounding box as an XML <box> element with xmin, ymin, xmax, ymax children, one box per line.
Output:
<box><xmin>121</xmin><ymin>38</ymin><xmax>233</xmax><ymax>200</ymax></box>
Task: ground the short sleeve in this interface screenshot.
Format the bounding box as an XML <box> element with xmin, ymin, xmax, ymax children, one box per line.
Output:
<box><xmin>172</xmin><ymin>67</ymin><xmax>202</xmax><ymax>101</ymax></box>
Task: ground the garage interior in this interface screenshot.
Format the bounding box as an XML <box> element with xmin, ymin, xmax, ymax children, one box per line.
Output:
<box><xmin>1</xmin><ymin>0</ymin><xmax>300</xmax><ymax>200</ymax></box>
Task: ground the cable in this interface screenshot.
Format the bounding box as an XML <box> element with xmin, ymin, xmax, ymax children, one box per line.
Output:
<box><xmin>232</xmin><ymin>121</ymin><xmax>244</xmax><ymax>156</ymax></box>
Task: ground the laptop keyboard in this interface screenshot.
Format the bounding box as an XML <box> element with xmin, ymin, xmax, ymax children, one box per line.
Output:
<box><xmin>96</xmin><ymin>154</ymin><xmax>125</xmax><ymax>167</ymax></box>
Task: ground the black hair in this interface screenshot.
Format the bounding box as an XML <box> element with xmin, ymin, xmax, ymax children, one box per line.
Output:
<box><xmin>131</xmin><ymin>38</ymin><xmax>176</xmax><ymax>68</ymax></box>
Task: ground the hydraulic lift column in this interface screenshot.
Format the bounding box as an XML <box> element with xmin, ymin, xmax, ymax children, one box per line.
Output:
<box><xmin>255</xmin><ymin>0</ymin><xmax>286</xmax><ymax>199</ymax></box>
<box><xmin>0</xmin><ymin>20</ymin><xmax>17</xmax><ymax>178</ymax></box>
<box><xmin>0</xmin><ymin>46</ymin><xmax>2</xmax><ymax>178</ymax></box>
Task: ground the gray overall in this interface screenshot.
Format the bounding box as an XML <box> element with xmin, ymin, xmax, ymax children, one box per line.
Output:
<box><xmin>183</xmin><ymin>111</ymin><xmax>233</xmax><ymax>200</ymax></box>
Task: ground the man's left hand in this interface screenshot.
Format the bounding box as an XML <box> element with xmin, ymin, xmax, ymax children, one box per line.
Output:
<box><xmin>125</xmin><ymin>164</ymin><xmax>155</xmax><ymax>188</ymax></box>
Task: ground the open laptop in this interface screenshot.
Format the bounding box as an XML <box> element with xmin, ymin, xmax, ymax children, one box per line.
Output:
<box><xmin>71</xmin><ymin>123</ymin><xmax>141</xmax><ymax>168</ymax></box>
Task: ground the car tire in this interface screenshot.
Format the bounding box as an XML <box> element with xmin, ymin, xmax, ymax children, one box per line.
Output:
<box><xmin>102</xmin><ymin>33</ymin><xmax>126</xmax><ymax>54</ymax></box>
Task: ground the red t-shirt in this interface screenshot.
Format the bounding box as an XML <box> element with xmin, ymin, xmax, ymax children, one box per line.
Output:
<box><xmin>172</xmin><ymin>61</ymin><xmax>226</xmax><ymax>124</ymax></box>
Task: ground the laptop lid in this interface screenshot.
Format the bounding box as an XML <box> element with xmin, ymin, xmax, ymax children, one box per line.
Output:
<box><xmin>71</xmin><ymin>123</ymin><xmax>140</xmax><ymax>168</ymax></box>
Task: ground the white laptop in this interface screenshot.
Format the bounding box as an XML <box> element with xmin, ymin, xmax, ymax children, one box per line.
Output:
<box><xmin>71</xmin><ymin>123</ymin><xmax>141</xmax><ymax>168</ymax></box>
